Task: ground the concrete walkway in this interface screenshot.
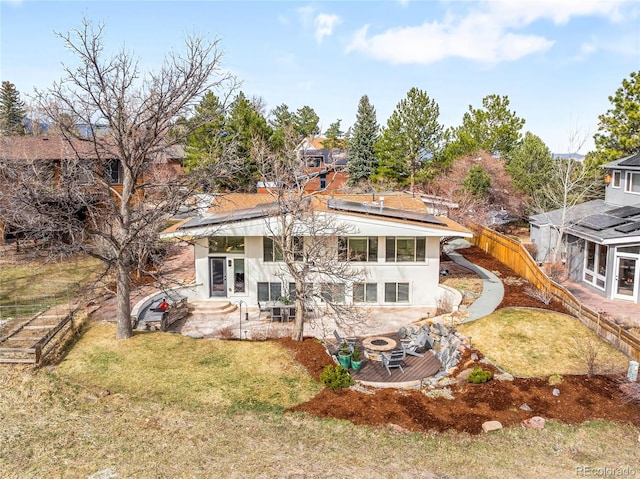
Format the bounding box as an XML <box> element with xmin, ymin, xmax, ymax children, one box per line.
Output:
<box><xmin>445</xmin><ymin>239</ymin><xmax>504</xmax><ymax>323</ymax></box>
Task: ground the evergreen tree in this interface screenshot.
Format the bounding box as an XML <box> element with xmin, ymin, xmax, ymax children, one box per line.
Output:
<box><xmin>593</xmin><ymin>70</ymin><xmax>640</xmax><ymax>165</ymax></box>
<box><xmin>293</xmin><ymin>105</ymin><xmax>320</xmax><ymax>138</ymax></box>
<box><xmin>462</xmin><ymin>164</ymin><xmax>492</xmax><ymax>198</ymax></box>
<box><xmin>506</xmin><ymin>132</ymin><xmax>554</xmax><ymax>201</ymax></box>
<box><xmin>347</xmin><ymin>95</ymin><xmax>379</xmax><ymax>185</ymax></box>
<box><xmin>374</xmin><ymin>87</ymin><xmax>443</xmax><ymax>191</ymax></box>
<box><xmin>453</xmin><ymin>94</ymin><xmax>525</xmax><ymax>159</ymax></box>
<box><xmin>323</xmin><ymin>119</ymin><xmax>346</xmax><ymax>149</ymax></box>
<box><xmin>268</xmin><ymin>103</ymin><xmax>294</xmax><ymax>150</ymax></box>
<box><xmin>0</xmin><ymin>81</ymin><xmax>26</xmax><ymax>135</ymax></box>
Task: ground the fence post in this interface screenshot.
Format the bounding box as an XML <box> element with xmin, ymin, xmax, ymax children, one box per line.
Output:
<box><xmin>34</xmin><ymin>344</ymin><xmax>42</xmax><ymax>365</ymax></box>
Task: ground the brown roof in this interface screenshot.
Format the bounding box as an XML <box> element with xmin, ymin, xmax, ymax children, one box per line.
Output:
<box><xmin>0</xmin><ymin>135</ymin><xmax>184</xmax><ymax>162</ymax></box>
<box><xmin>0</xmin><ymin>135</ymin><xmax>101</xmax><ymax>160</ymax></box>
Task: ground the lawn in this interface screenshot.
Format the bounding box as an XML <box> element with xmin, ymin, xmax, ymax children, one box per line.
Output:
<box><xmin>457</xmin><ymin>308</ymin><xmax>630</xmax><ymax>376</ymax></box>
<box><xmin>0</xmin><ymin>253</ymin><xmax>101</xmax><ymax>319</ymax></box>
<box><xmin>1</xmin><ymin>323</ymin><xmax>638</xmax><ymax>478</ymax></box>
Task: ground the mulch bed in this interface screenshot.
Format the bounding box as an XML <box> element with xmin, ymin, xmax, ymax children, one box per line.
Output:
<box><xmin>279</xmin><ymin>246</ymin><xmax>640</xmax><ymax>434</ymax></box>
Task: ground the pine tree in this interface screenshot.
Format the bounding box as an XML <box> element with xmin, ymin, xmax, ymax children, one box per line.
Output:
<box><xmin>0</xmin><ymin>81</ymin><xmax>26</xmax><ymax>135</ymax></box>
<box><xmin>347</xmin><ymin>95</ymin><xmax>379</xmax><ymax>185</ymax></box>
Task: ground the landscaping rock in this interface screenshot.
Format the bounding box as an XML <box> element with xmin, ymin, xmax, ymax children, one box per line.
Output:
<box><xmin>522</xmin><ymin>416</ymin><xmax>546</xmax><ymax>429</ymax></box>
<box><xmin>482</xmin><ymin>420</ymin><xmax>503</xmax><ymax>433</ymax></box>
<box><xmin>552</xmin><ymin>388</ymin><xmax>560</xmax><ymax>396</ymax></box>
<box><xmin>519</xmin><ymin>403</ymin><xmax>532</xmax><ymax>411</ymax></box>
<box><xmin>495</xmin><ymin>372</ymin><xmax>514</xmax><ymax>381</ymax></box>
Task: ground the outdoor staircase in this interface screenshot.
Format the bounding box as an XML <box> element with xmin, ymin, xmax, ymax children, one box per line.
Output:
<box><xmin>187</xmin><ymin>300</ymin><xmax>239</xmax><ymax>317</ymax></box>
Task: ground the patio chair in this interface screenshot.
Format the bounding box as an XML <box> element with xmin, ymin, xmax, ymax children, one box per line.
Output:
<box><xmin>257</xmin><ymin>301</ymin><xmax>272</xmax><ymax>321</ymax></box>
<box><xmin>333</xmin><ymin>330</ymin><xmax>356</xmax><ymax>353</ymax></box>
<box><xmin>381</xmin><ymin>349</ymin><xmax>406</xmax><ymax>375</ymax></box>
<box><xmin>400</xmin><ymin>331</ymin><xmax>432</xmax><ymax>358</ymax></box>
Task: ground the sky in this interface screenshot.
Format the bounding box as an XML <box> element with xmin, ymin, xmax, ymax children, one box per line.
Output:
<box><xmin>1</xmin><ymin>0</ymin><xmax>640</xmax><ymax>154</ymax></box>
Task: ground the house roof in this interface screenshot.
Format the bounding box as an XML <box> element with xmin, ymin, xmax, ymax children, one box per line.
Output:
<box><xmin>0</xmin><ymin>135</ymin><xmax>184</xmax><ymax>162</ymax></box>
<box><xmin>163</xmin><ymin>192</ymin><xmax>472</xmax><ymax>237</ymax></box>
<box><xmin>530</xmin><ymin>199</ymin><xmax>640</xmax><ymax>244</ymax></box>
<box><xmin>601</xmin><ymin>152</ymin><xmax>640</xmax><ymax>170</ymax></box>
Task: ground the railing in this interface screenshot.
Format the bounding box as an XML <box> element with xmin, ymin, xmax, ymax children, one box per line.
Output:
<box><xmin>467</xmin><ymin>223</ymin><xmax>640</xmax><ymax>361</ymax></box>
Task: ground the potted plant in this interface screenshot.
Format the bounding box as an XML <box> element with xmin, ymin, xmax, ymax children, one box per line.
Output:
<box><xmin>350</xmin><ymin>346</ymin><xmax>363</xmax><ymax>371</ymax></box>
<box><xmin>338</xmin><ymin>341</ymin><xmax>352</xmax><ymax>369</ymax></box>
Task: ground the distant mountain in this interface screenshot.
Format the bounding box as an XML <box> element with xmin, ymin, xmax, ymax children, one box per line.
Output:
<box><xmin>553</xmin><ymin>153</ymin><xmax>586</xmax><ymax>161</ymax></box>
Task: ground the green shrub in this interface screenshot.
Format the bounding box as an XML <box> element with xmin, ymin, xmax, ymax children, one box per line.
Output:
<box><xmin>351</xmin><ymin>347</ymin><xmax>361</xmax><ymax>362</ymax></box>
<box><xmin>467</xmin><ymin>367</ymin><xmax>493</xmax><ymax>384</ymax></box>
<box><xmin>320</xmin><ymin>365</ymin><xmax>354</xmax><ymax>390</ymax></box>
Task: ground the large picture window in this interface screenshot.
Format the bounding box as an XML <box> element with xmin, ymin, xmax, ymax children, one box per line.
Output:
<box><xmin>384</xmin><ymin>283</ymin><xmax>409</xmax><ymax>303</ymax></box>
<box><xmin>209</xmin><ymin>236</ymin><xmax>244</xmax><ymax>254</ymax></box>
<box><xmin>338</xmin><ymin>236</ymin><xmax>378</xmax><ymax>262</ymax></box>
<box><xmin>263</xmin><ymin>237</ymin><xmax>303</xmax><ymax>262</ymax></box>
<box><xmin>385</xmin><ymin>237</ymin><xmax>426</xmax><ymax>262</ymax></box>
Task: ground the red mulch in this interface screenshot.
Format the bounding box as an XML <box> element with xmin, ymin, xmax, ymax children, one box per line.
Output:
<box><xmin>279</xmin><ymin>246</ymin><xmax>640</xmax><ymax>434</ymax></box>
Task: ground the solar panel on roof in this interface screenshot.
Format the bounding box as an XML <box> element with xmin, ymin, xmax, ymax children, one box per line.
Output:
<box><xmin>606</xmin><ymin>206</ymin><xmax>640</xmax><ymax>218</ymax></box>
<box><xmin>575</xmin><ymin>214</ymin><xmax>628</xmax><ymax>231</ymax></box>
<box><xmin>327</xmin><ymin>199</ymin><xmax>447</xmax><ymax>226</ymax></box>
<box><xmin>614</xmin><ymin>221</ymin><xmax>640</xmax><ymax>233</ymax></box>
<box><xmin>178</xmin><ymin>203</ymin><xmax>278</xmax><ymax>230</ymax></box>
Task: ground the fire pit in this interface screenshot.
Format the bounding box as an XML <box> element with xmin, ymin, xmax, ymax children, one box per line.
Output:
<box><xmin>362</xmin><ymin>336</ymin><xmax>397</xmax><ymax>361</ymax></box>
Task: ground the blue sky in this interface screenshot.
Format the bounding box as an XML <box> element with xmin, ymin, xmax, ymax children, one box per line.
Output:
<box><xmin>1</xmin><ymin>0</ymin><xmax>639</xmax><ymax>153</ymax></box>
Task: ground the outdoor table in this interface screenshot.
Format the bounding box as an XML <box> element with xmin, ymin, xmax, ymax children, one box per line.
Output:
<box><xmin>265</xmin><ymin>301</ymin><xmax>296</xmax><ymax>322</ymax></box>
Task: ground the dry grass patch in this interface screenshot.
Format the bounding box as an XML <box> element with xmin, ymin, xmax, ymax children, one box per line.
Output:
<box><xmin>457</xmin><ymin>308</ymin><xmax>629</xmax><ymax>377</ymax></box>
<box><xmin>57</xmin><ymin>322</ymin><xmax>321</xmax><ymax>412</ymax></box>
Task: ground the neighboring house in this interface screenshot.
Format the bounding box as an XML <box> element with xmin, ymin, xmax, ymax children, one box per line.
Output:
<box><xmin>257</xmin><ymin>136</ymin><xmax>349</xmax><ymax>193</ymax></box>
<box><xmin>530</xmin><ymin>152</ymin><xmax>640</xmax><ymax>303</ymax></box>
<box><xmin>162</xmin><ymin>192</ymin><xmax>472</xmax><ymax>309</ymax></box>
<box><xmin>0</xmin><ymin>135</ymin><xmax>183</xmax><ymax>244</ymax></box>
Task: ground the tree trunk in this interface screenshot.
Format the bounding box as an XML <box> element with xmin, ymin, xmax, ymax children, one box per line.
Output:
<box><xmin>116</xmin><ymin>260</ymin><xmax>132</xmax><ymax>339</ymax></box>
<box><xmin>291</xmin><ymin>296</ymin><xmax>305</xmax><ymax>341</ymax></box>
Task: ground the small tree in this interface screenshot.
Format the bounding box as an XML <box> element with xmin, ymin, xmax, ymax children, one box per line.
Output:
<box><xmin>253</xmin><ymin>128</ymin><xmax>367</xmax><ymax>341</ymax></box>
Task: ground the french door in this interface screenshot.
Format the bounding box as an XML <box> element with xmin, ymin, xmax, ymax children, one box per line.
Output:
<box><xmin>209</xmin><ymin>257</ymin><xmax>227</xmax><ymax>297</ymax></box>
<box><xmin>614</xmin><ymin>256</ymin><xmax>638</xmax><ymax>301</ymax></box>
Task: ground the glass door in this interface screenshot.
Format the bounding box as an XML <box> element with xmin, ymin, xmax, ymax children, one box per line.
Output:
<box><xmin>614</xmin><ymin>256</ymin><xmax>637</xmax><ymax>300</ymax></box>
<box><xmin>209</xmin><ymin>257</ymin><xmax>226</xmax><ymax>297</ymax></box>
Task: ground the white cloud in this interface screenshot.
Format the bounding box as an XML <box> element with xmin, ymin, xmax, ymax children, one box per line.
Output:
<box><xmin>346</xmin><ymin>0</ymin><xmax>633</xmax><ymax>65</ymax></box>
<box><xmin>297</xmin><ymin>5</ymin><xmax>315</xmax><ymax>28</ymax></box>
<box><xmin>315</xmin><ymin>13</ymin><xmax>341</xmax><ymax>44</ymax></box>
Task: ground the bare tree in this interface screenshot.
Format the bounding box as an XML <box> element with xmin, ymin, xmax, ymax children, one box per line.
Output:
<box><xmin>252</xmin><ymin>128</ymin><xmax>366</xmax><ymax>341</ymax></box>
<box><xmin>0</xmin><ymin>19</ymin><xmax>238</xmax><ymax>339</ymax></box>
<box><xmin>533</xmin><ymin>131</ymin><xmax>602</xmax><ymax>263</ymax></box>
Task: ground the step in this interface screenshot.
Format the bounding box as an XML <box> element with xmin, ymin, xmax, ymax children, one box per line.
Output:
<box><xmin>188</xmin><ymin>301</ymin><xmax>238</xmax><ymax>315</ymax></box>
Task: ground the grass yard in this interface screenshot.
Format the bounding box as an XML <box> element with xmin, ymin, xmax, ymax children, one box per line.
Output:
<box><xmin>57</xmin><ymin>322</ymin><xmax>322</xmax><ymax>412</ymax></box>
<box><xmin>0</xmin><ymin>253</ymin><xmax>101</xmax><ymax>319</ymax></box>
<box><xmin>457</xmin><ymin>308</ymin><xmax>630</xmax><ymax>377</ymax></box>
<box><xmin>1</xmin><ymin>322</ymin><xmax>638</xmax><ymax>478</ymax></box>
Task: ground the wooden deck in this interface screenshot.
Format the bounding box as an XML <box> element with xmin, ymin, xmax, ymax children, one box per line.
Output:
<box><xmin>350</xmin><ymin>351</ymin><xmax>441</xmax><ymax>387</ymax></box>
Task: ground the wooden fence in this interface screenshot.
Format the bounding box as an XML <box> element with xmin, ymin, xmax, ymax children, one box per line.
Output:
<box><xmin>468</xmin><ymin>223</ymin><xmax>640</xmax><ymax>362</ymax></box>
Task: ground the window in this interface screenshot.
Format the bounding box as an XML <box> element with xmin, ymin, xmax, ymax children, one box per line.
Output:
<box><xmin>263</xmin><ymin>237</ymin><xmax>303</xmax><ymax>262</ymax></box>
<box><xmin>234</xmin><ymin>259</ymin><xmax>245</xmax><ymax>293</ymax></box>
<box><xmin>384</xmin><ymin>283</ymin><xmax>409</xmax><ymax>303</ymax></box>
<box><xmin>612</xmin><ymin>170</ymin><xmax>621</xmax><ymax>188</ymax></box>
<box><xmin>338</xmin><ymin>237</ymin><xmax>378</xmax><ymax>262</ymax></box>
<box><xmin>63</xmin><ymin>159</ymin><xmax>94</xmax><ymax>185</ymax></box>
<box><xmin>106</xmin><ymin>159</ymin><xmax>122</xmax><ymax>184</ymax></box>
<box><xmin>320</xmin><ymin>283</ymin><xmax>345</xmax><ymax>303</ymax></box>
<box><xmin>305</xmin><ymin>155</ymin><xmax>322</xmax><ymax>167</ymax></box>
<box><xmin>209</xmin><ymin>237</ymin><xmax>244</xmax><ymax>254</ymax></box>
<box><xmin>353</xmin><ymin>283</ymin><xmax>377</xmax><ymax>303</ymax></box>
<box><xmin>385</xmin><ymin>237</ymin><xmax>426</xmax><ymax>262</ymax></box>
<box><xmin>319</xmin><ymin>173</ymin><xmax>327</xmax><ymax>190</ymax></box>
<box><xmin>257</xmin><ymin>282</ymin><xmax>282</xmax><ymax>302</ymax></box>
<box><xmin>625</xmin><ymin>172</ymin><xmax>640</xmax><ymax>193</ymax></box>
<box><xmin>584</xmin><ymin>240</ymin><xmax>608</xmax><ymax>290</ymax></box>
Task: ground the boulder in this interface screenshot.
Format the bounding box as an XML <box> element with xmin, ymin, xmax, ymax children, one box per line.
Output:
<box><xmin>482</xmin><ymin>420</ymin><xmax>503</xmax><ymax>433</ymax></box>
<box><xmin>522</xmin><ymin>416</ymin><xmax>546</xmax><ymax>429</ymax></box>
